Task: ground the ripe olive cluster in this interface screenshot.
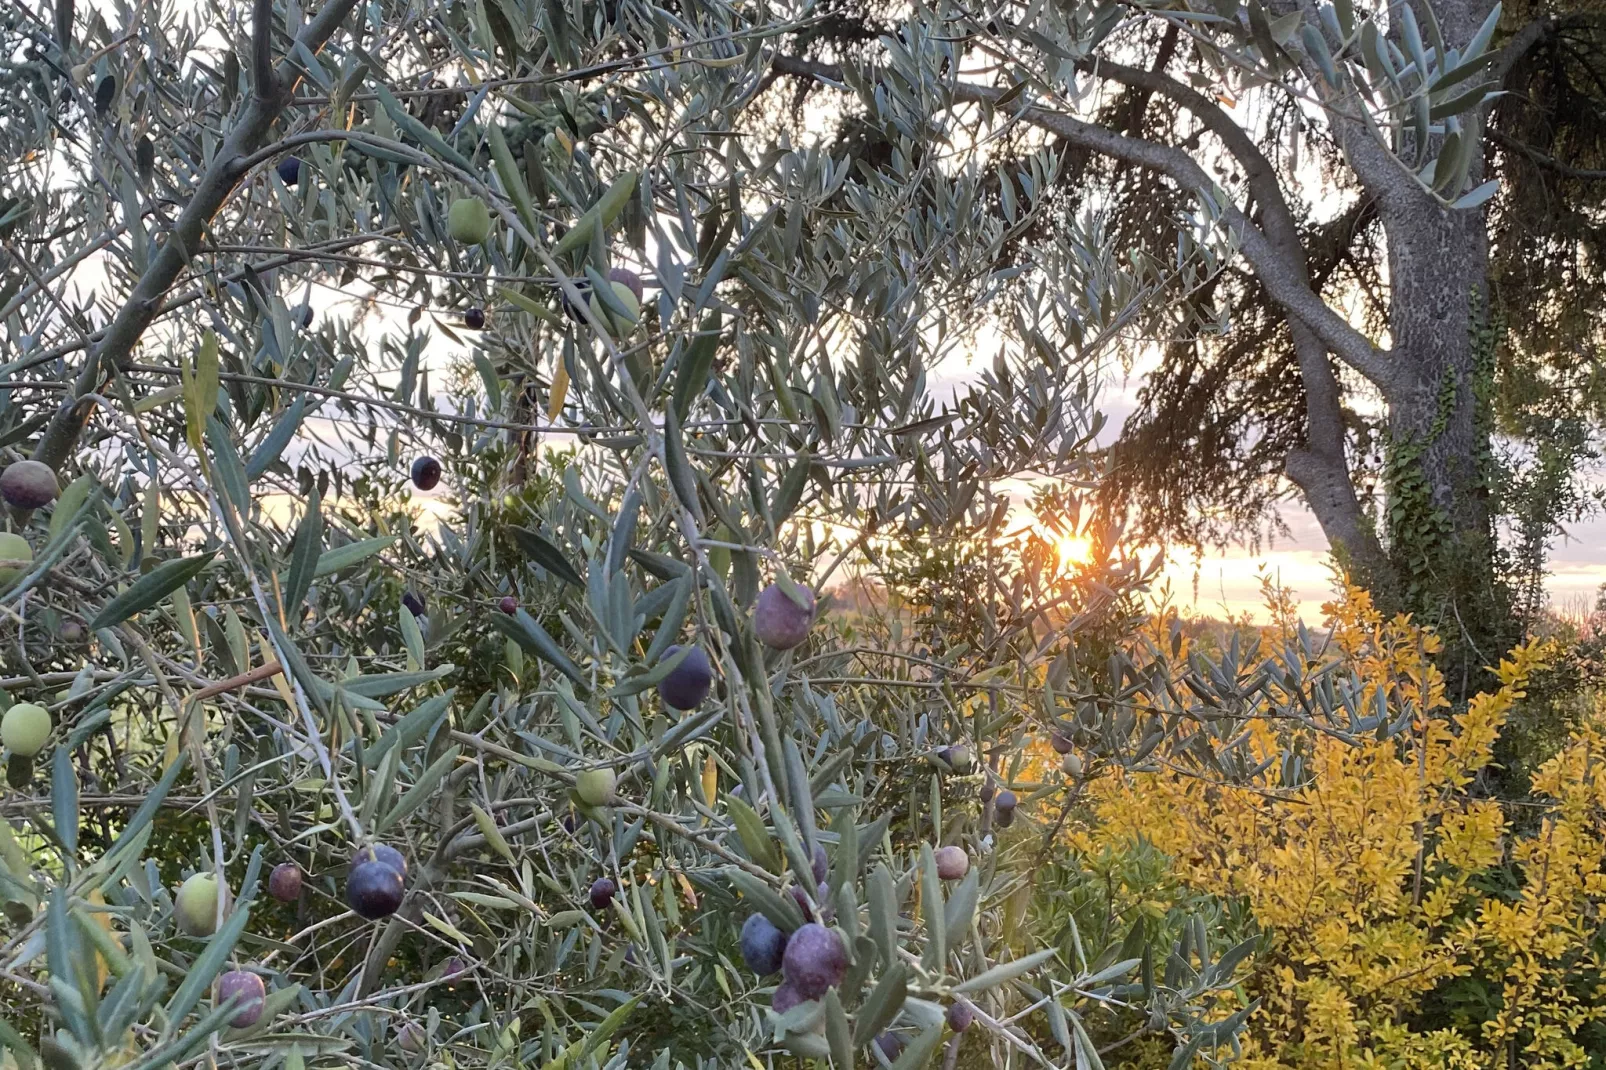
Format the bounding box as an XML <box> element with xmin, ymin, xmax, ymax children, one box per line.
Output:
<box><xmin>738</xmin><ymin>841</ymin><xmax>977</xmax><ymax>1054</ymax></box>
<box><xmin>169</xmin><ymin>844</ymin><xmax>409</xmax><ymax>1033</ymax></box>
<box><xmin>657</xmin><ymin>582</ymin><xmax>818</xmax><ymax>711</ymax></box>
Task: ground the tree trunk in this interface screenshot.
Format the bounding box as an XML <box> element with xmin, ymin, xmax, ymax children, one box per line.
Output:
<box><xmin>1284</xmin><ymin>0</ymin><xmax>1517</xmax><ymax>690</ymax></box>
<box><xmin>1375</xmin><ymin>204</ymin><xmax>1512</xmax><ymax>688</ymax></box>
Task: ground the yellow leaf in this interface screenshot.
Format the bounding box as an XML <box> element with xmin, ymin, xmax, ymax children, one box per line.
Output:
<box><xmin>197</xmin><ymin>330</ymin><xmax>220</xmax><ymax>416</ymax></box>
<box><xmin>701</xmin><ymin>754</ymin><xmax>718</xmax><ymax>809</ymax></box>
<box><xmin>547</xmin><ymin>358</ymin><xmax>570</xmax><ymax>421</ymax></box>
<box><xmin>673</xmin><ymin>868</ymin><xmax>698</xmax><ymax>910</ymax></box>
<box><xmin>141</xmin><ymin>480</ymin><xmax>159</xmax><ymax>566</ymax></box>
<box><xmin>694</xmin><ymin>51</ymin><xmax>746</xmax><ymax>68</ymax></box>
<box><xmin>133</xmin><ymin>385</ymin><xmax>184</xmax><ymax>413</ymax></box>
<box><xmin>183</xmin><ymin>330</ymin><xmax>220</xmax><ymax>449</ymax></box>
<box><xmin>268</xmin><ymin>637</ymin><xmax>297</xmax><ymax>707</ymax></box>
<box><xmin>85</xmin><ymin>889</ymin><xmax>123</xmax><ymax>993</ymax></box>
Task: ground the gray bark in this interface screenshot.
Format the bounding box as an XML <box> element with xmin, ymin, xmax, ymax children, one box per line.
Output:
<box><xmin>1338</xmin><ymin>0</ymin><xmax>1506</xmax><ymax>625</ymax></box>
<box><xmin>1384</xmin><ymin>206</ymin><xmax>1492</xmax><ymax>539</ymax></box>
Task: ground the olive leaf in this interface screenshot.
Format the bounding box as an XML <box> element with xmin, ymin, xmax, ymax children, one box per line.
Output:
<box><xmin>89</xmin><ymin>553</ymin><xmax>216</xmax><ymax>632</ymax></box>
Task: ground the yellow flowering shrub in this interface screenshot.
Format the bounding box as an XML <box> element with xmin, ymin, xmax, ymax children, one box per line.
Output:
<box><xmin>1075</xmin><ymin>583</ymin><xmax>1606</xmax><ymax>1068</ymax></box>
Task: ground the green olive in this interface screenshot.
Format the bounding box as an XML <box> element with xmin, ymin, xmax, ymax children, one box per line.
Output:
<box><xmin>0</xmin><ymin>703</ymin><xmax>50</xmax><ymax>758</ymax></box>
<box><xmin>0</xmin><ymin>532</ymin><xmax>32</xmax><ymax>585</ymax></box>
<box><xmin>588</xmin><ymin>281</ymin><xmax>641</xmax><ymax>334</ymax></box>
<box><xmin>176</xmin><ymin>872</ymin><xmax>224</xmax><ymax>935</ymax></box>
<box><xmin>575</xmin><ymin>768</ymin><xmax>617</xmax><ymax>807</ymax></box>
<box><xmin>447</xmin><ymin>197</ymin><xmax>492</xmax><ymax>244</ymax></box>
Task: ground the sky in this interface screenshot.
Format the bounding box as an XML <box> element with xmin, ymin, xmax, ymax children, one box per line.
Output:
<box><xmin>1154</xmin><ymin>501</ymin><xmax>1606</xmax><ymax>624</ymax></box>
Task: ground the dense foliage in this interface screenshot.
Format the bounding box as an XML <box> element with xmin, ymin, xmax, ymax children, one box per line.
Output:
<box><xmin>1</xmin><ymin>0</ymin><xmax>1602</xmax><ymax>1065</ymax></box>
<box><xmin>1074</xmin><ymin>587</ymin><xmax>1606</xmax><ymax>1068</ymax></box>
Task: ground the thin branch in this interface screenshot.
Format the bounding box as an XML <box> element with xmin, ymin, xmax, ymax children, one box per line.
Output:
<box><xmin>1489</xmin><ymin>128</ymin><xmax>1606</xmax><ymax>181</ymax></box>
<box><xmin>0</xmin><ymin>230</ymin><xmax>403</xmax><ymax>380</ymax></box>
<box><xmin>189</xmin><ymin>661</ymin><xmax>283</xmax><ymax>702</ymax></box>
<box><xmin>0</xmin><ymin>228</ymin><xmax>121</xmax><ymax>323</ymax></box>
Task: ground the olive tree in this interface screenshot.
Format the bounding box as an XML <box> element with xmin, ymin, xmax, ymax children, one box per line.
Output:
<box><xmin>0</xmin><ymin>0</ymin><xmax>1270</xmax><ymax>1066</ymax></box>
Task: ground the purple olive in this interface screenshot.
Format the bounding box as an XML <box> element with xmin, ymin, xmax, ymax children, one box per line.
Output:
<box><xmin>875</xmin><ymin>1032</ymin><xmax>905</xmax><ymax>1059</ymax></box>
<box><xmin>216</xmin><ymin>969</ymin><xmax>266</xmax><ymax>1028</ymax></box>
<box><xmin>810</xmin><ymin>843</ymin><xmax>828</xmax><ymax>884</ymax></box>
<box><xmin>740</xmin><ymin>912</ymin><xmax>788</xmax><ymax>975</ymax></box>
<box><xmin>607</xmin><ymin>267</ymin><xmax>644</xmax><ymax>302</ymax></box>
<box><xmin>995</xmin><ymin>807</ymin><xmax>1016</xmax><ymax>829</ymax></box>
<box><xmin>589</xmin><ymin>878</ymin><xmax>617</xmax><ymax>910</ymax></box>
<box><xmin>772</xmin><ymin>980</ymin><xmax>807</xmax><ymax>1015</ymax></box>
<box><xmin>753</xmin><ymin>582</ymin><xmax>816</xmax><ymax>650</ymax></box>
<box><xmin>401</xmin><ymin>592</ymin><xmax>425</xmax><ymax>617</ymax></box>
<box><xmin>780</xmin><ymin>922</ymin><xmax>847</xmax><ymax>1000</ymax></box>
<box><xmin>656</xmin><ymin>644</ymin><xmax>713</xmax><ymax>710</ymax></box>
<box><xmin>397</xmin><ymin>1023</ymin><xmax>427</xmax><ymax>1054</ymax></box>
<box><xmin>934</xmin><ymin>846</ymin><xmax>969</xmax><ymax>881</ymax></box>
<box><xmin>788</xmin><ymin>881</ymin><xmax>835</xmax><ymax>923</ymax></box>
<box><xmin>352</xmin><ymin>843</ymin><xmax>408</xmax><ymax>879</ymax></box>
<box><xmin>979</xmin><ymin>780</ymin><xmax>996</xmax><ymax>804</ymax></box>
<box><xmin>499</xmin><ymin>595</ymin><xmax>518</xmax><ymax>615</ymax></box>
<box><xmin>995</xmin><ymin>790</ymin><xmax>1017</xmax><ymax>813</ymax></box>
<box><xmin>410</xmin><ymin>456</ymin><xmax>441</xmax><ymax>491</ymax></box>
<box><xmin>788</xmin><ymin>884</ymin><xmax>811</xmax><ymax>919</ymax></box>
<box><xmin>946</xmin><ymin>999</ymin><xmax>975</xmax><ymax>1033</ymax></box>
<box><xmin>268</xmin><ymin>863</ymin><xmax>302</xmax><ymax>903</ymax></box>
<box><xmin>276</xmin><ymin>157</ymin><xmax>302</xmax><ymax>186</ymax></box>
<box><xmin>464</xmin><ymin>307</ymin><xmax>486</xmax><ymax>330</ymax></box>
<box><xmin>0</xmin><ymin>461</ymin><xmax>59</xmax><ymax>510</ymax></box>
<box><xmin>1050</xmin><ymin>732</ymin><xmax>1073</xmax><ymax>754</ymax></box>
<box><xmin>347</xmin><ymin>861</ymin><xmax>405</xmax><ymax>919</ymax></box>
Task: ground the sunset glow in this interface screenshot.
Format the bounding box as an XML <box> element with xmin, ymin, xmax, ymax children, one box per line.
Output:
<box><xmin>1056</xmin><ymin>533</ymin><xmax>1093</xmax><ymax>566</ymax></box>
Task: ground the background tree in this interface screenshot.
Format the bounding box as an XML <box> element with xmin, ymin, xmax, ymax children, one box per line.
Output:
<box><xmin>772</xmin><ymin>0</ymin><xmax>1606</xmax><ymax>687</ymax></box>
